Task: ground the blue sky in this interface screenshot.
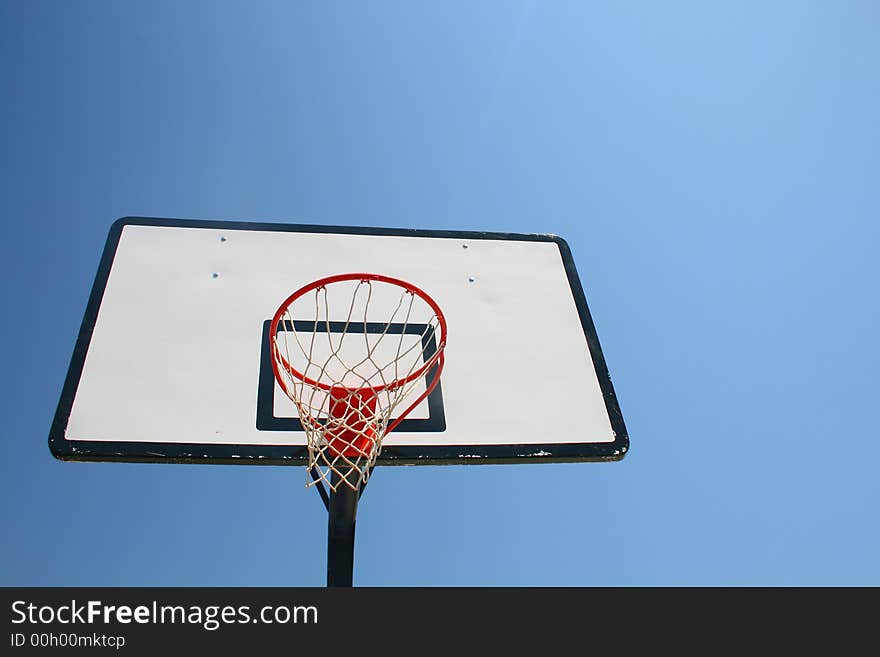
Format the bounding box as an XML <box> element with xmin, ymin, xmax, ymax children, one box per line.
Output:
<box><xmin>2</xmin><ymin>1</ymin><xmax>878</xmax><ymax>586</ymax></box>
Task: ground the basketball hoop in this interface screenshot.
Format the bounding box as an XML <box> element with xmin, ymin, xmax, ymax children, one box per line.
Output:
<box><xmin>270</xmin><ymin>273</ymin><xmax>447</xmax><ymax>492</ymax></box>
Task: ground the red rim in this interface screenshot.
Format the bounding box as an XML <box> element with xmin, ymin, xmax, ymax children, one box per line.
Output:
<box><xmin>269</xmin><ymin>273</ymin><xmax>447</xmax><ymax>397</ymax></box>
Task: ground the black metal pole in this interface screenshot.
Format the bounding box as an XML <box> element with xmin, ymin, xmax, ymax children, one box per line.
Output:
<box><xmin>326</xmin><ymin>471</ymin><xmax>359</xmax><ymax>587</ymax></box>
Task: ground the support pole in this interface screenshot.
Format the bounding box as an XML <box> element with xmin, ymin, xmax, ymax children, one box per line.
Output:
<box><xmin>326</xmin><ymin>471</ymin><xmax>359</xmax><ymax>587</ymax></box>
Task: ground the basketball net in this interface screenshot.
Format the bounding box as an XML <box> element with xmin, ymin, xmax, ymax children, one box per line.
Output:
<box><xmin>270</xmin><ymin>274</ymin><xmax>447</xmax><ymax>492</ymax></box>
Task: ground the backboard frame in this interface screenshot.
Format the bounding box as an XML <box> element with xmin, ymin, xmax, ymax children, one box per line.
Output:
<box><xmin>48</xmin><ymin>216</ymin><xmax>629</xmax><ymax>466</ymax></box>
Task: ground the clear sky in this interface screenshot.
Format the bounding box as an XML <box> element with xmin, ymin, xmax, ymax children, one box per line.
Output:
<box><xmin>2</xmin><ymin>1</ymin><xmax>878</xmax><ymax>586</ymax></box>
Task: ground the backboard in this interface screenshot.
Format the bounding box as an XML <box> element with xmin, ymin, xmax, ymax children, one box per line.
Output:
<box><xmin>49</xmin><ymin>217</ymin><xmax>628</xmax><ymax>466</ymax></box>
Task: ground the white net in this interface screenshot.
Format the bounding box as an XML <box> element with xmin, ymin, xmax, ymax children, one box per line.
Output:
<box><xmin>271</xmin><ymin>276</ymin><xmax>446</xmax><ymax>492</ymax></box>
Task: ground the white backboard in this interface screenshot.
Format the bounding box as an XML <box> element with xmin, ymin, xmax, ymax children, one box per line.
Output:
<box><xmin>50</xmin><ymin>217</ymin><xmax>628</xmax><ymax>465</ymax></box>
